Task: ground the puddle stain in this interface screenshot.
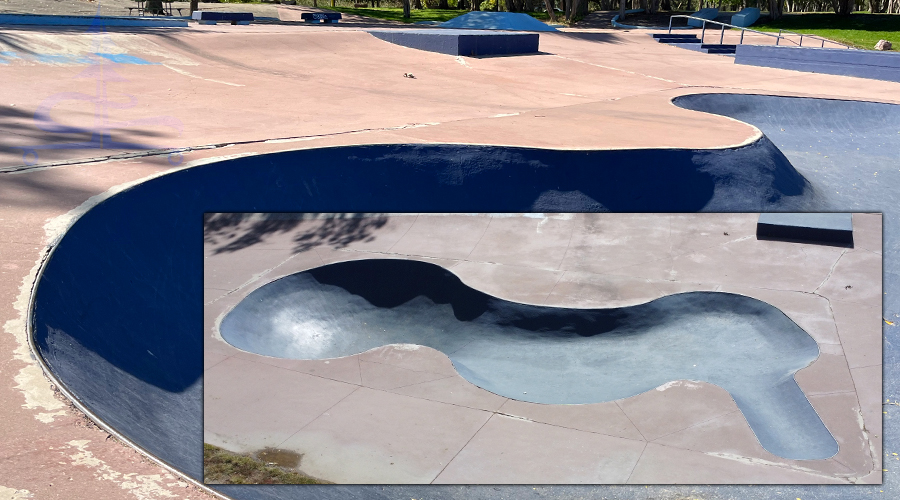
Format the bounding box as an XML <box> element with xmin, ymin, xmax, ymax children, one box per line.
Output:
<box><xmin>255</xmin><ymin>448</ymin><xmax>302</xmax><ymax>469</ymax></box>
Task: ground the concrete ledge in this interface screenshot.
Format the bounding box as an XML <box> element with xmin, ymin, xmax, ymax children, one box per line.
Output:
<box><xmin>734</xmin><ymin>44</ymin><xmax>900</xmax><ymax>83</ymax></box>
<box><xmin>368</xmin><ymin>29</ymin><xmax>539</xmax><ymax>57</ymax></box>
<box><xmin>0</xmin><ymin>13</ymin><xmax>188</xmax><ymax>27</ymax></box>
<box><xmin>757</xmin><ymin>213</ymin><xmax>854</xmax><ymax>247</ymax></box>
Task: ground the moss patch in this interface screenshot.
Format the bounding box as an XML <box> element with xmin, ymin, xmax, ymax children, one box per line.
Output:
<box><xmin>203</xmin><ymin>443</ymin><xmax>331</xmax><ymax>484</ymax></box>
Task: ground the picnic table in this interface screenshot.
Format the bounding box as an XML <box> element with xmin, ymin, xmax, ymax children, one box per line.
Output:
<box><xmin>127</xmin><ymin>1</ymin><xmax>186</xmax><ymax>17</ymax></box>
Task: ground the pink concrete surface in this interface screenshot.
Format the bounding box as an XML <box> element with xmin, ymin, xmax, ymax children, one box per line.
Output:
<box><xmin>0</xmin><ymin>7</ymin><xmax>893</xmax><ymax>496</ymax></box>
<box><xmin>203</xmin><ymin>213</ymin><xmax>882</xmax><ymax>484</ymax></box>
<box><xmin>2</xmin><ymin>18</ymin><xmax>899</xmax><ymax>170</ymax></box>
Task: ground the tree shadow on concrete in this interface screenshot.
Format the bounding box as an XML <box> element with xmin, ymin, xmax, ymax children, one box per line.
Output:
<box><xmin>0</xmin><ymin>168</ymin><xmax>110</xmax><ymax>209</ymax></box>
<box><xmin>0</xmin><ymin>104</ymin><xmax>179</xmax><ymax>168</ymax></box>
<box><xmin>204</xmin><ymin>213</ymin><xmax>389</xmax><ymax>255</ymax></box>
<box><xmin>547</xmin><ymin>31</ymin><xmax>627</xmax><ymax>44</ymax></box>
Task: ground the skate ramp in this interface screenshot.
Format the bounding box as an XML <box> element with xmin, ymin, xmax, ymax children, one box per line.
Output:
<box><xmin>29</xmin><ymin>92</ymin><xmax>900</xmax><ymax>500</ymax></box>
<box><xmin>221</xmin><ymin>258</ymin><xmax>836</xmax><ymax>460</ymax></box>
<box><xmin>438</xmin><ymin>11</ymin><xmax>557</xmax><ymax>32</ymax></box>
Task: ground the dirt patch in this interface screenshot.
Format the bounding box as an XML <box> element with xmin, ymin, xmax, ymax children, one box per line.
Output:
<box><xmin>203</xmin><ymin>443</ymin><xmax>331</xmax><ymax>484</ymax></box>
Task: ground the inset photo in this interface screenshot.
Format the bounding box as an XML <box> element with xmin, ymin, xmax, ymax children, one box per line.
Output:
<box><xmin>203</xmin><ymin>212</ymin><xmax>881</xmax><ymax>485</ymax></box>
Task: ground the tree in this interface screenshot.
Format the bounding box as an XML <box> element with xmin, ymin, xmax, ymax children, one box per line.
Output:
<box><xmin>543</xmin><ymin>0</ymin><xmax>558</xmax><ymax>20</ymax></box>
<box><xmin>146</xmin><ymin>0</ymin><xmax>164</xmax><ymax>15</ymax></box>
<box><xmin>440</xmin><ymin>0</ymin><xmax>450</xmax><ymax>8</ymax></box>
<box><xmin>768</xmin><ymin>0</ymin><xmax>783</xmax><ymax>19</ymax></box>
<box><xmin>190</xmin><ymin>0</ymin><xmax>199</xmax><ymax>14</ymax></box>
<box><xmin>566</xmin><ymin>0</ymin><xmax>585</xmax><ymax>21</ymax></box>
<box><xmin>403</xmin><ymin>0</ymin><xmax>411</xmax><ymax>17</ymax></box>
<box><xmin>834</xmin><ymin>0</ymin><xmax>853</xmax><ymax>14</ymax></box>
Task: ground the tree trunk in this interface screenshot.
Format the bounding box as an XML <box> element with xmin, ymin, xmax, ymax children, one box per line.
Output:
<box><xmin>413</xmin><ymin>0</ymin><xmax>423</xmax><ymax>9</ymax></box>
<box><xmin>146</xmin><ymin>0</ymin><xmax>163</xmax><ymax>15</ymax></box>
<box><xmin>505</xmin><ymin>0</ymin><xmax>517</xmax><ymax>11</ymax></box>
<box><xmin>834</xmin><ymin>0</ymin><xmax>851</xmax><ymax>13</ymax></box>
<box><xmin>190</xmin><ymin>0</ymin><xmax>199</xmax><ymax>14</ymax></box>
<box><xmin>567</xmin><ymin>0</ymin><xmax>583</xmax><ymax>20</ymax></box>
<box><xmin>440</xmin><ymin>0</ymin><xmax>450</xmax><ymax>7</ymax></box>
<box><xmin>472</xmin><ymin>0</ymin><xmax>482</xmax><ymax>9</ymax></box>
<box><xmin>768</xmin><ymin>0</ymin><xmax>783</xmax><ymax>18</ymax></box>
<box><xmin>868</xmin><ymin>0</ymin><xmax>887</xmax><ymax>12</ymax></box>
<box><xmin>543</xmin><ymin>0</ymin><xmax>558</xmax><ymax>20</ymax></box>
<box><xmin>403</xmin><ymin>0</ymin><xmax>411</xmax><ymax>16</ymax></box>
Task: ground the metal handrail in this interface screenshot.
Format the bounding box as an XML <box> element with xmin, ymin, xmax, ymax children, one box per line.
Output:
<box><xmin>667</xmin><ymin>15</ymin><xmax>852</xmax><ymax>49</ymax></box>
<box><xmin>777</xmin><ymin>28</ymin><xmax>851</xmax><ymax>49</ymax></box>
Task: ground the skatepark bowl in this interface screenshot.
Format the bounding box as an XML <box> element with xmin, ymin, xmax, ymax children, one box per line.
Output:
<box><xmin>29</xmin><ymin>93</ymin><xmax>897</xmax><ymax>497</ymax></box>
<box><xmin>220</xmin><ymin>258</ymin><xmax>837</xmax><ymax>461</ymax></box>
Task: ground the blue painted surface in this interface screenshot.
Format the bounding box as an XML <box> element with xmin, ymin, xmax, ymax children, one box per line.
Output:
<box><xmin>33</xmin><ymin>54</ymin><xmax>94</xmax><ymax>65</ymax></box>
<box><xmin>224</xmin><ymin>259</ymin><xmax>836</xmax><ymax>460</ymax></box>
<box><xmin>0</xmin><ymin>13</ymin><xmax>187</xmax><ymax>27</ymax></box>
<box><xmin>95</xmin><ymin>53</ymin><xmax>157</xmax><ymax>65</ymax></box>
<box><xmin>730</xmin><ymin>7</ymin><xmax>760</xmax><ymax>28</ymax></box>
<box><xmin>192</xmin><ymin>11</ymin><xmax>254</xmax><ymax>21</ymax></box>
<box><xmin>31</xmin><ymin>94</ymin><xmax>900</xmax><ymax>499</ymax></box>
<box><xmin>300</xmin><ymin>12</ymin><xmax>341</xmax><ymax>21</ymax></box>
<box><xmin>439</xmin><ymin>11</ymin><xmax>556</xmax><ymax>32</ymax></box>
<box><xmin>368</xmin><ymin>29</ymin><xmax>539</xmax><ymax>56</ymax></box>
<box><xmin>757</xmin><ymin>213</ymin><xmax>854</xmax><ymax>245</ymax></box>
<box><xmin>735</xmin><ymin>45</ymin><xmax>900</xmax><ymax>83</ymax></box>
<box><xmin>0</xmin><ymin>51</ymin><xmax>155</xmax><ymax>65</ymax></box>
<box><xmin>688</xmin><ymin>8</ymin><xmax>719</xmax><ymax>28</ymax></box>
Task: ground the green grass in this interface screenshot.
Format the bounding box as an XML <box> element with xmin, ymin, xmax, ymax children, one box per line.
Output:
<box><xmin>203</xmin><ymin>443</ymin><xmax>330</xmax><ymax>484</ymax></box>
<box><xmin>753</xmin><ymin>13</ymin><xmax>899</xmax><ymax>51</ymax></box>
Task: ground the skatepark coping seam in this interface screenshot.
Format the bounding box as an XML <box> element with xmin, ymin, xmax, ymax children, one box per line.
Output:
<box><xmin>0</xmin><ymin>92</ymin><xmax>772</xmax><ymax>173</ymax></box>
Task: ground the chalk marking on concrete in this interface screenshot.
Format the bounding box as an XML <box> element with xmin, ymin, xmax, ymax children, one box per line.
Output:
<box><xmin>162</xmin><ymin>63</ymin><xmax>245</xmax><ymax>87</ymax></box>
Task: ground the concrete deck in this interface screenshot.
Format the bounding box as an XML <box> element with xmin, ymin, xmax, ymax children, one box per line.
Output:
<box><xmin>204</xmin><ymin>213</ymin><xmax>881</xmax><ymax>484</ymax></box>
<box><xmin>0</xmin><ymin>4</ymin><xmax>896</xmax><ymax>500</ymax></box>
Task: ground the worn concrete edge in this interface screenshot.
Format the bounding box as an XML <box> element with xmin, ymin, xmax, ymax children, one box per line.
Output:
<box><xmin>14</xmin><ymin>152</ymin><xmax>261</xmax><ymax>500</ymax></box>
